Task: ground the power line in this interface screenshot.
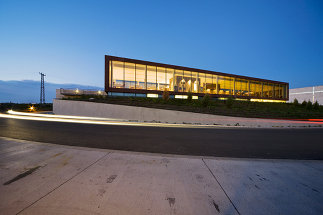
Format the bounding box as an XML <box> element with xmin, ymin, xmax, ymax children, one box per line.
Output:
<box><xmin>39</xmin><ymin>72</ymin><xmax>46</xmax><ymax>104</ymax></box>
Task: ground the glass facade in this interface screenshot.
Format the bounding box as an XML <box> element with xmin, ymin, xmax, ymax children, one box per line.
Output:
<box><xmin>108</xmin><ymin>57</ymin><xmax>288</xmax><ymax>101</ymax></box>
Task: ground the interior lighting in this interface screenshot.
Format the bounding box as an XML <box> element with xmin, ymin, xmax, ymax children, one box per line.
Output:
<box><xmin>147</xmin><ymin>94</ymin><xmax>158</xmax><ymax>98</ymax></box>
<box><xmin>194</xmin><ymin>81</ymin><xmax>197</xmax><ymax>92</ymax></box>
<box><xmin>175</xmin><ymin>95</ymin><xmax>188</xmax><ymax>99</ymax></box>
<box><xmin>192</xmin><ymin>96</ymin><xmax>198</xmax><ymax>100</ymax></box>
<box><xmin>250</xmin><ymin>99</ymin><xmax>285</xmax><ymax>103</ymax></box>
<box><xmin>235</xmin><ymin>98</ymin><xmax>248</xmax><ymax>101</ymax></box>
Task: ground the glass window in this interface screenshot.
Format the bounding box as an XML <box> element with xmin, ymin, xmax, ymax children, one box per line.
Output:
<box><xmin>147</xmin><ymin>66</ymin><xmax>157</xmax><ymax>90</ymax></box>
<box><xmin>174</xmin><ymin>70</ymin><xmax>183</xmax><ymax>92</ymax></box>
<box><xmin>222</xmin><ymin>77</ymin><xmax>233</xmax><ymax>95</ymax></box>
<box><xmin>250</xmin><ymin>81</ymin><xmax>261</xmax><ymax>97</ymax></box>
<box><xmin>183</xmin><ymin>71</ymin><xmax>192</xmax><ymax>92</ymax></box>
<box><xmin>282</xmin><ymin>85</ymin><xmax>286</xmax><ymax>99</ymax></box>
<box><xmin>166</xmin><ymin>68</ymin><xmax>174</xmax><ymax>91</ymax></box>
<box><xmin>124</xmin><ymin>62</ymin><xmax>135</xmax><ymax>89</ymax></box>
<box><xmin>262</xmin><ymin>83</ymin><xmax>267</xmax><ymax>98</ymax></box>
<box><xmin>267</xmin><ymin>83</ymin><xmax>274</xmax><ymax>98</ymax></box>
<box><xmin>236</xmin><ymin>79</ymin><xmax>248</xmax><ymax>96</ymax></box>
<box><xmin>218</xmin><ymin>76</ymin><xmax>225</xmax><ymax>95</ymax></box>
<box><xmin>249</xmin><ymin>81</ymin><xmax>256</xmax><ymax>97</ymax></box>
<box><xmin>241</xmin><ymin>79</ymin><xmax>248</xmax><ymax>96</ymax></box>
<box><xmin>192</xmin><ymin>72</ymin><xmax>199</xmax><ymax>93</ymax></box>
<box><xmin>234</xmin><ymin>79</ymin><xmax>240</xmax><ymax>96</ymax></box>
<box><xmin>205</xmin><ymin>74</ymin><xmax>214</xmax><ymax>94</ymax></box>
<box><xmin>112</xmin><ymin>61</ymin><xmax>124</xmax><ymax>88</ymax></box>
<box><xmin>198</xmin><ymin>73</ymin><xmax>206</xmax><ymax>93</ymax></box>
<box><xmin>157</xmin><ymin>67</ymin><xmax>167</xmax><ymax>91</ymax></box>
<box><xmin>274</xmin><ymin>84</ymin><xmax>280</xmax><ymax>98</ymax></box>
<box><xmin>258</xmin><ymin>82</ymin><xmax>263</xmax><ymax>97</ymax></box>
<box><xmin>136</xmin><ymin>64</ymin><xmax>146</xmax><ymax>90</ymax></box>
<box><xmin>263</xmin><ymin>83</ymin><xmax>270</xmax><ymax>98</ymax></box>
<box><xmin>212</xmin><ymin>75</ymin><xmax>218</xmax><ymax>94</ymax></box>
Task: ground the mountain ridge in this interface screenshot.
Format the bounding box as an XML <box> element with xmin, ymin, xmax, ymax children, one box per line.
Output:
<box><xmin>0</xmin><ymin>80</ymin><xmax>102</xmax><ymax>103</ymax></box>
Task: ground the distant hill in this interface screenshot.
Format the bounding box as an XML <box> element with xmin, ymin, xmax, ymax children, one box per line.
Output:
<box><xmin>0</xmin><ymin>80</ymin><xmax>102</xmax><ymax>103</ymax></box>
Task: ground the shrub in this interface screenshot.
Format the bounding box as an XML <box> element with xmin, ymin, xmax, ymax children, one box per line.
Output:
<box><xmin>301</xmin><ymin>100</ymin><xmax>307</xmax><ymax>107</ymax></box>
<box><xmin>226</xmin><ymin>97</ymin><xmax>234</xmax><ymax>108</ymax></box>
<box><xmin>201</xmin><ymin>94</ymin><xmax>210</xmax><ymax>107</ymax></box>
<box><xmin>293</xmin><ymin>98</ymin><xmax>299</xmax><ymax>106</ymax></box>
<box><xmin>187</xmin><ymin>92</ymin><xmax>192</xmax><ymax>102</ymax></box>
<box><xmin>162</xmin><ymin>89</ymin><xmax>169</xmax><ymax>101</ymax></box>
<box><xmin>306</xmin><ymin>100</ymin><xmax>313</xmax><ymax>110</ymax></box>
<box><xmin>313</xmin><ymin>101</ymin><xmax>320</xmax><ymax>110</ymax></box>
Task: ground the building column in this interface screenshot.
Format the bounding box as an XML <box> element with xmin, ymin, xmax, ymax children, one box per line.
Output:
<box><xmin>110</xmin><ymin>61</ymin><xmax>113</xmax><ymax>88</ymax></box>
<box><xmin>134</xmin><ymin>64</ymin><xmax>136</xmax><ymax>90</ymax></box>
<box><xmin>248</xmin><ymin>81</ymin><xmax>250</xmax><ymax>96</ymax></box>
<box><xmin>261</xmin><ymin>83</ymin><xmax>263</xmax><ymax>97</ymax></box>
<box><xmin>123</xmin><ymin>61</ymin><xmax>125</xmax><ymax>88</ymax></box>
<box><xmin>233</xmin><ymin>78</ymin><xmax>236</xmax><ymax>96</ymax></box>
<box><xmin>145</xmin><ymin>65</ymin><xmax>147</xmax><ymax>90</ymax></box>
<box><xmin>156</xmin><ymin>67</ymin><xmax>157</xmax><ymax>90</ymax></box>
<box><xmin>173</xmin><ymin>69</ymin><xmax>175</xmax><ymax>92</ymax></box>
<box><xmin>216</xmin><ymin>75</ymin><xmax>219</xmax><ymax>94</ymax></box>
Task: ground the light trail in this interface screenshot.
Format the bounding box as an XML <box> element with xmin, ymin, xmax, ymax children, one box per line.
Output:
<box><xmin>1</xmin><ymin>111</ymin><xmax>220</xmax><ymax>129</ymax></box>
<box><xmin>1</xmin><ymin>110</ymin><xmax>323</xmax><ymax>128</ymax></box>
<box><xmin>7</xmin><ymin>110</ymin><xmax>123</xmax><ymax>121</ymax></box>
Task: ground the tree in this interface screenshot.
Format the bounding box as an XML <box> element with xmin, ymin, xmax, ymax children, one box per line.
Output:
<box><xmin>201</xmin><ymin>94</ymin><xmax>210</xmax><ymax>107</ymax></box>
<box><xmin>306</xmin><ymin>100</ymin><xmax>313</xmax><ymax>110</ymax></box>
<box><xmin>313</xmin><ymin>101</ymin><xmax>320</xmax><ymax>110</ymax></box>
<box><xmin>293</xmin><ymin>98</ymin><xmax>299</xmax><ymax>106</ymax></box>
<box><xmin>162</xmin><ymin>89</ymin><xmax>169</xmax><ymax>101</ymax></box>
<box><xmin>226</xmin><ymin>97</ymin><xmax>234</xmax><ymax>108</ymax></box>
<box><xmin>187</xmin><ymin>92</ymin><xmax>193</xmax><ymax>102</ymax></box>
<box><xmin>301</xmin><ymin>100</ymin><xmax>307</xmax><ymax>107</ymax></box>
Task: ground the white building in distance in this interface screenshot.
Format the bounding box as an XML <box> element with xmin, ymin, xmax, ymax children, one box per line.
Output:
<box><xmin>289</xmin><ymin>86</ymin><xmax>323</xmax><ymax>104</ymax></box>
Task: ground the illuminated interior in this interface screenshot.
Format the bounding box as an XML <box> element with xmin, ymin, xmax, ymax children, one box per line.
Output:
<box><xmin>108</xmin><ymin>57</ymin><xmax>288</xmax><ymax>101</ymax></box>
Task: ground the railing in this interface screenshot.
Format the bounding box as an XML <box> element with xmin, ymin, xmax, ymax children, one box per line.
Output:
<box><xmin>59</xmin><ymin>88</ymin><xmax>106</xmax><ymax>96</ymax></box>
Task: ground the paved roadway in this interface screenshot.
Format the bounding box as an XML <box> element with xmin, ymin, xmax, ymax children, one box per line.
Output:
<box><xmin>1</xmin><ymin>117</ymin><xmax>323</xmax><ymax>160</ymax></box>
<box><xmin>1</xmin><ymin>138</ymin><xmax>323</xmax><ymax>215</ymax></box>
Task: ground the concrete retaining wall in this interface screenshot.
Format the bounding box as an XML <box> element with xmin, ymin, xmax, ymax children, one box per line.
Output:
<box><xmin>54</xmin><ymin>99</ymin><xmax>232</xmax><ymax>125</ymax></box>
<box><xmin>53</xmin><ymin>99</ymin><xmax>321</xmax><ymax>127</ymax></box>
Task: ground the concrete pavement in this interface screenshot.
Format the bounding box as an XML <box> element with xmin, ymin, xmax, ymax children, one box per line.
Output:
<box><xmin>2</xmin><ymin>116</ymin><xmax>323</xmax><ymax>160</ymax></box>
<box><xmin>0</xmin><ymin>137</ymin><xmax>322</xmax><ymax>215</ymax></box>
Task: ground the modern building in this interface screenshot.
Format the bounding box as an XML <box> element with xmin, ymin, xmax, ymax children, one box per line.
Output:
<box><xmin>289</xmin><ymin>86</ymin><xmax>323</xmax><ymax>105</ymax></box>
<box><xmin>105</xmin><ymin>55</ymin><xmax>289</xmax><ymax>102</ymax></box>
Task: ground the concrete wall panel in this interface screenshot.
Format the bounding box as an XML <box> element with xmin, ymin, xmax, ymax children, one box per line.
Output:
<box><xmin>53</xmin><ymin>99</ymin><xmax>321</xmax><ymax>127</ymax></box>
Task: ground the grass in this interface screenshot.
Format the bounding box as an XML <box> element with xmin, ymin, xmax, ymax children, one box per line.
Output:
<box><xmin>62</xmin><ymin>95</ymin><xmax>323</xmax><ymax>119</ymax></box>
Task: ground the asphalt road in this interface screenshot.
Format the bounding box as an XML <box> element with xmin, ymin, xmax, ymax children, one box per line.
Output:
<box><xmin>1</xmin><ymin>117</ymin><xmax>323</xmax><ymax>160</ymax></box>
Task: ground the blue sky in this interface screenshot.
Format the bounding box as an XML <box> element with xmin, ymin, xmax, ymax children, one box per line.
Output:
<box><xmin>0</xmin><ymin>0</ymin><xmax>322</xmax><ymax>88</ymax></box>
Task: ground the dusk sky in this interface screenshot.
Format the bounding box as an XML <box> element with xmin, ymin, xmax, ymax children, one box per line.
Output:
<box><xmin>0</xmin><ymin>0</ymin><xmax>322</xmax><ymax>88</ymax></box>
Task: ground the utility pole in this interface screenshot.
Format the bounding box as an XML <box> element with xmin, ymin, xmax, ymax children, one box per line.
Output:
<box><xmin>39</xmin><ymin>72</ymin><xmax>46</xmax><ymax>104</ymax></box>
